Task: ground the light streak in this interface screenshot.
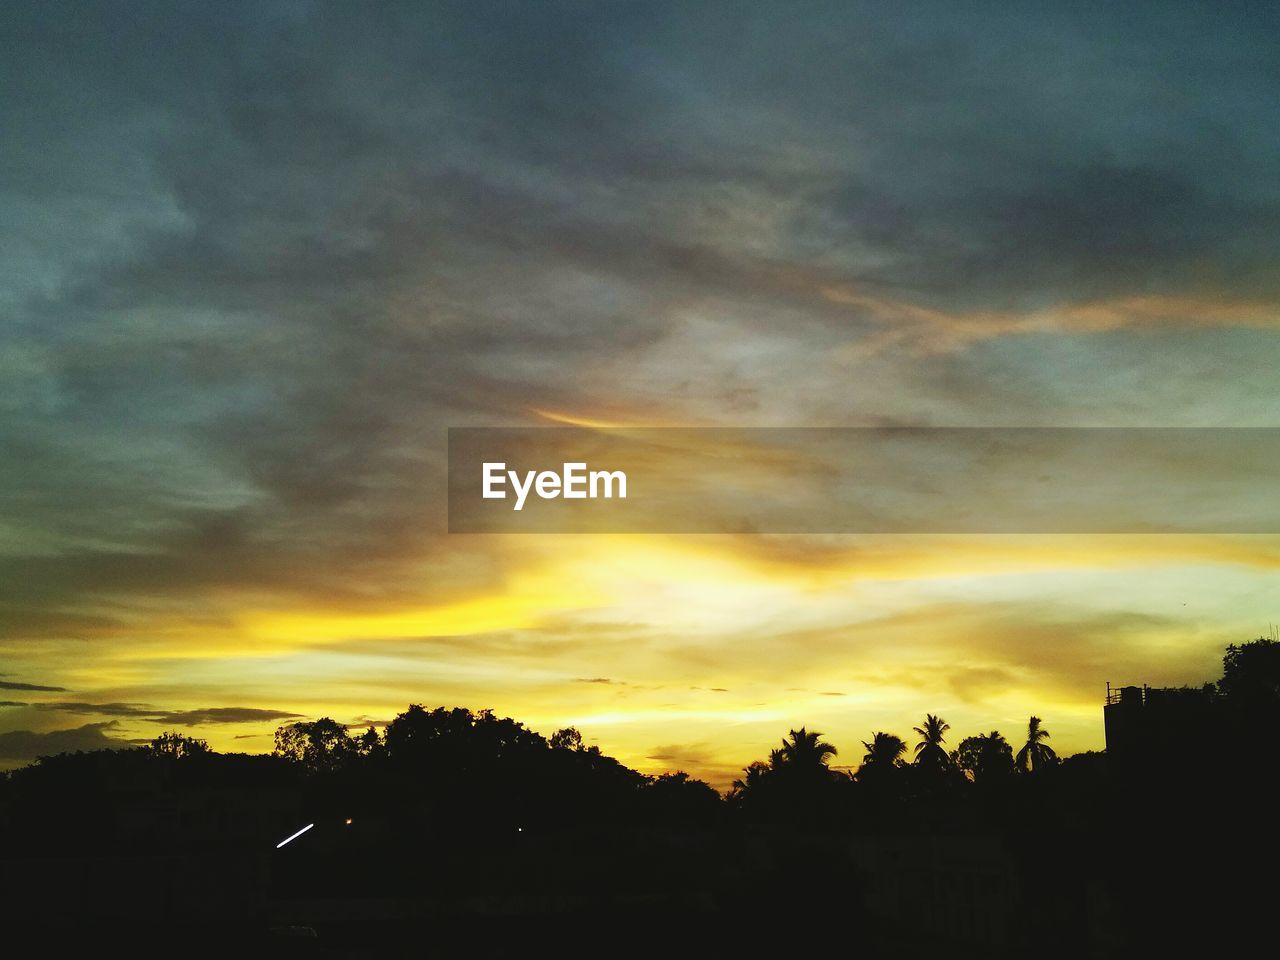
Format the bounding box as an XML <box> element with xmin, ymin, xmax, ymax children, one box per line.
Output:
<box><xmin>276</xmin><ymin>823</ymin><xmax>314</xmax><ymax>848</ymax></box>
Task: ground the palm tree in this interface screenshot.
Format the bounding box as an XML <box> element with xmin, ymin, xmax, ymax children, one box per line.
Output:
<box><xmin>776</xmin><ymin>727</ymin><xmax>837</xmax><ymax>772</ymax></box>
<box><xmin>731</xmin><ymin>760</ymin><xmax>772</xmax><ymax>796</ymax></box>
<box><xmin>1015</xmin><ymin>716</ymin><xmax>1058</xmax><ymax>773</ymax></box>
<box><xmin>859</xmin><ymin>731</ymin><xmax>907</xmax><ymax>770</ymax></box>
<box><xmin>913</xmin><ymin>713</ymin><xmax>951</xmax><ymax>769</ymax></box>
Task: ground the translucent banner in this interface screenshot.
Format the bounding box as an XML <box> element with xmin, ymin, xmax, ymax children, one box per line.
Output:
<box><xmin>447</xmin><ymin>427</ymin><xmax>1280</xmax><ymax>533</ymax></box>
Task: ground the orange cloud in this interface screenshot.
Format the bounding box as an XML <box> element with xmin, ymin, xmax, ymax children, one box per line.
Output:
<box><xmin>821</xmin><ymin>285</ymin><xmax>1280</xmax><ymax>359</ymax></box>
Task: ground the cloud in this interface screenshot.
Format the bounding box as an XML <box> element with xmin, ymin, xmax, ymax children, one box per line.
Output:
<box><xmin>345</xmin><ymin>716</ymin><xmax>392</xmax><ymax>729</ymax></box>
<box><xmin>0</xmin><ymin>679</ymin><xmax>67</xmax><ymax>692</ymax></box>
<box><xmin>1</xmin><ymin>2</ymin><xmax>1278</xmax><ymax>784</ymax></box>
<box><xmin>33</xmin><ymin>703</ymin><xmax>302</xmax><ymax>725</ymax></box>
<box><xmin>151</xmin><ymin>707</ymin><xmax>303</xmax><ymax>726</ymax></box>
<box><xmin>0</xmin><ymin>722</ymin><xmax>130</xmax><ymax>763</ymax></box>
<box><xmin>0</xmin><ymin>4</ymin><xmax>1275</xmax><ymax>646</ymax></box>
<box><xmin>645</xmin><ymin>741</ymin><xmax>741</xmax><ymax>786</ymax></box>
<box><xmin>824</xmin><ymin>286</ymin><xmax>1280</xmax><ymax>360</ymax></box>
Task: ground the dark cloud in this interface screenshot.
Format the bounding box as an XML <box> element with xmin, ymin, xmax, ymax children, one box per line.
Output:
<box><xmin>0</xmin><ymin>679</ymin><xmax>67</xmax><ymax>692</ymax></box>
<box><xmin>346</xmin><ymin>716</ymin><xmax>392</xmax><ymax>729</ymax></box>
<box><xmin>645</xmin><ymin>741</ymin><xmax>739</xmax><ymax>785</ymax></box>
<box><xmin>3</xmin><ymin>0</ymin><xmax>1279</xmax><ymax>633</ymax></box>
<box><xmin>152</xmin><ymin>707</ymin><xmax>303</xmax><ymax>726</ymax></box>
<box><xmin>0</xmin><ymin>722</ymin><xmax>130</xmax><ymax>763</ymax></box>
<box><xmin>36</xmin><ymin>702</ymin><xmax>151</xmax><ymax>717</ymax></box>
<box><xmin>34</xmin><ymin>703</ymin><xmax>303</xmax><ymax>725</ymax></box>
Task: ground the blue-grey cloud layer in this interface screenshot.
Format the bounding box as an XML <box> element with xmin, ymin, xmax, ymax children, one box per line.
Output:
<box><xmin>2</xmin><ymin>2</ymin><xmax>1278</xmax><ymax>646</ymax></box>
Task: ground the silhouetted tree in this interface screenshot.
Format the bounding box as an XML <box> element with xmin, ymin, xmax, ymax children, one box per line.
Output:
<box><xmin>731</xmin><ymin>760</ymin><xmax>772</xmax><ymax>799</ymax></box>
<box><xmin>6</xmin><ymin>623</ymin><xmax>1280</xmax><ymax>958</ymax></box>
<box><xmin>381</xmin><ymin>705</ymin><xmax>476</xmax><ymax>770</ymax></box>
<box><xmin>775</xmin><ymin>727</ymin><xmax>837</xmax><ymax>773</ymax></box>
<box><xmin>549</xmin><ymin>727</ymin><xmax>584</xmax><ymax>751</ymax></box>
<box><xmin>1219</xmin><ymin>637</ymin><xmax>1280</xmax><ymax>703</ymax></box>
<box><xmin>274</xmin><ymin>718</ymin><xmax>357</xmax><ymax>772</ymax></box>
<box><xmin>643</xmin><ymin>771</ymin><xmax>722</xmax><ymax>824</ymax></box>
<box><xmin>732</xmin><ymin>729</ymin><xmax>843</xmax><ymax>820</ymax></box>
<box><xmin>356</xmin><ymin>725</ymin><xmax>382</xmax><ymax>757</ymax></box>
<box><xmin>855</xmin><ymin>732</ymin><xmax>908</xmax><ymax>808</ymax></box>
<box><xmin>859</xmin><ymin>731</ymin><xmax>907</xmax><ymax>772</ymax></box>
<box><xmin>913</xmin><ymin>714</ymin><xmax>951</xmax><ymax>770</ymax></box>
<box><xmin>147</xmin><ymin>731</ymin><xmax>210</xmax><ymax>761</ymax></box>
<box><xmin>954</xmin><ymin>730</ymin><xmax>1013</xmax><ymax>783</ymax></box>
<box><xmin>1015</xmin><ymin>716</ymin><xmax>1057</xmax><ymax>773</ymax></box>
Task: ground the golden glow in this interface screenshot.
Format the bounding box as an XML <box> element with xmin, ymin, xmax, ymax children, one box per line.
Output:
<box><xmin>5</xmin><ymin>529</ymin><xmax>1273</xmax><ymax>786</ymax></box>
<box><xmin>244</xmin><ymin>567</ymin><xmax>605</xmax><ymax>648</ymax></box>
<box><xmin>531</xmin><ymin>407</ymin><xmax>690</xmax><ymax>429</ymax></box>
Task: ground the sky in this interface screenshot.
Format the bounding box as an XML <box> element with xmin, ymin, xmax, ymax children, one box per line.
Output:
<box><xmin>2</xmin><ymin>1</ymin><xmax>1278</xmax><ymax>786</ymax></box>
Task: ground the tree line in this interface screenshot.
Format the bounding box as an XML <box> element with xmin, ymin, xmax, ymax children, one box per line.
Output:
<box><xmin>8</xmin><ymin>635</ymin><xmax>1279</xmax><ymax>839</ymax></box>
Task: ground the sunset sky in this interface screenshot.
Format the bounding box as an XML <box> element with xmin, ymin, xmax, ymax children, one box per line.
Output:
<box><xmin>3</xmin><ymin>2</ymin><xmax>1278</xmax><ymax>786</ymax></box>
